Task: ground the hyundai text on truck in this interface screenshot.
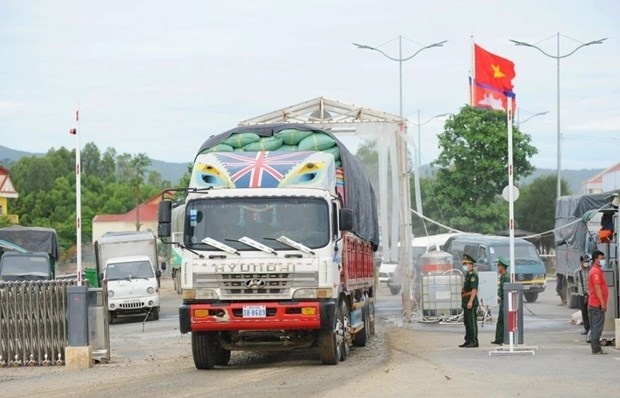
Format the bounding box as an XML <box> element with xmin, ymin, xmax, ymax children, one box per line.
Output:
<box><xmin>157</xmin><ymin>123</ymin><xmax>380</xmax><ymax>369</ymax></box>
<box><xmin>94</xmin><ymin>231</ymin><xmax>163</xmax><ymax>322</ymax></box>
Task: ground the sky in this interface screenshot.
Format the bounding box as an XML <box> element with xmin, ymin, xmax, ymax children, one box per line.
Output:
<box><xmin>1</xmin><ymin>0</ymin><xmax>618</xmax><ymax>171</ymax></box>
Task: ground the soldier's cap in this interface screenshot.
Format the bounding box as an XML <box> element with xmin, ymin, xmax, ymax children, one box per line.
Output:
<box><xmin>462</xmin><ymin>254</ymin><xmax>475</xmax><ymax>264</ymax></box>
<box><xmin>497</xmin><ymin>256</ymin><xmax>510</xmax><ymax>268</ymax></box>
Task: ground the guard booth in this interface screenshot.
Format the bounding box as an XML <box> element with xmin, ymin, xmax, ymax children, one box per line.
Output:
<box><xmin>88</xmin><ymin>287</ymin><xmax>110</xmax><ymax>362</ymax></box>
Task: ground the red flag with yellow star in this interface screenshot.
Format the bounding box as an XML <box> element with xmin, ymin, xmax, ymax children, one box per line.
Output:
<box><xmin>474</xmin><ymin>44</ymin><xmax>515</xmax><ymax>93</ymax></box>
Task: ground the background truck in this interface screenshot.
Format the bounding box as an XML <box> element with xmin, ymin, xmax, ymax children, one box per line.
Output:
<box><xmin>554</xmin><ymin>191</ymin><xmax>618</xmax><ymax>309</ymax></box>
<box><xmin>0</xmin><ymin>225</ymin><xmax>60</xmax><ymax>280</ymax></box>
<box><xmin>158</xmin><ymin>123</ymin><xmax>380</xmax><ymax>369</ymax></box>
<box><xmin>95</xmin><ymin>231</ymin><xmax>163</xmax><ymax>322</ymax></box>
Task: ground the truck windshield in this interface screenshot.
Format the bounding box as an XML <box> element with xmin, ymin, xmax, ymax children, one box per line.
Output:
<box><xmin>106</xmin><ymin>260</ymin><xmax>154</xmax><ymax>280</ymax></box>
<box><xmin>0</xmin><ymin>255</ymin><xmax>50</xmax><ymax>278</ymax></box>
<box><xmin>186</xmin><ymin>197</ymin><xmax>330</xmax><ymax>251</ymax></box>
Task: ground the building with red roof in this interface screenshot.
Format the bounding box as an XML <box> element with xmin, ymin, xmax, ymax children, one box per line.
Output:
<box><xmin>92</xmin><ymin>192</ymin><xmax>164</xmax><ymax>243</ymax></box>
<box><xmin>0</xmin><ymin>166</ymin><xmax>19</xmax><ymax>224</ymax></box>
<box><xmin>582</xmin><ymin>162</ymin><xmax>620</xmax><ymax>194</ymax></box>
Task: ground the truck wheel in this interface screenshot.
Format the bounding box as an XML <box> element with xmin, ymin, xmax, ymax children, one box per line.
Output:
<box><xmin>353</xmin><ymin>300</ymin><xmax>370</xmax><ymax>347</ymax></box>
<box><xmin>567</xmin><ymin>293</ymin><xmax>579</xmax><ymax>309</ymax></box>
<box><xmin>108</xmin><ymin>311</ymin><xmax>116</xmax><ymax>325</ymax></box>
<box><xmin>318</xmin><ymin>301</ymin><xmax>343</xmax><ymax>365</ymax></box>
<box><xmin>191</xmin><ymin>332</ymin><xmax>219</xmax><ymax>370</ymax></box>
<box><xmin>318</xmin><ymin>329</ymin><xmax>340</xmax><ymax>365</ymax></box>
<box><xmin>338</xmin><ymin>300</ymin><xmax>350</xmax><ymax>362</ymax></box>
<box><xmin>216</xmin><ymin>346</ymin><xmax>231</xmax><ymax>366</ymax></box>
<box><xmin>369</xmin><ymin>301</ymin><xmax>376</xmax><ymax>336</ymax></box>
<box><xmin>149</xmin><ymin>307</ymin><xmax>160</xmax><ymax>321</ymax></box>
<box><xmin>174</xmin><ymin>271</ymin><xmax>182</xmax><ymax>295</ymax></box>
<box><xmin>524</xmin><ymin>292</ymin><xmax>538</xmax><ymax>303</ymax></box>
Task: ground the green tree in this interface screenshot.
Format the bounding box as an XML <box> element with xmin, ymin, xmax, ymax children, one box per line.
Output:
<box><xmin>515</xmin><ymin>175</ymin><xmax>571</xmax><ymax>252</ymax></box>
<box><xmin>429</xmin><ymin>105</ymin><xmax>537</xmax><ymax>233</ymax></box>
<box><xmin>130</xmin><ymin>153</ymin><xmax>152</xmax><ymax>231</ymax></box>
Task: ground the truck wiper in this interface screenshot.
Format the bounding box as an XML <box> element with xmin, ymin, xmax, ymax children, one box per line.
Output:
<box><xmin>227</xmin><ymin>236</ymin><xmax>277</xmax><ymax>256</ymax></box>
<box><xmin>202</xmin><ymin>237</ymin><xmax>240</xmax><ymax>256</ymax></box>
<box><xmin>176</xmin><ymin>242</ymin><xmax>204</xmax><ymax>258</ymax></box>
<box><xmin>265</xmin><ymin>235</ymin><xmax>315</xmax><ymax>255</ymax></box>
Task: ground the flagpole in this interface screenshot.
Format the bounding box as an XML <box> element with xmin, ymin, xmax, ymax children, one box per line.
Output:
<box><xmin>470</xmin><ymin>36</ymin><xmax>475</xmax><ymax>106</ymax></box>
<box><xmin>507</xmin><ymin>96</ymin><xmax>515</xmax><ymax>349</ymax></box>
<box><xmin>75</xmin><ymin>106</ymin><xmax>82</xmax><ymax>286</ymax></box>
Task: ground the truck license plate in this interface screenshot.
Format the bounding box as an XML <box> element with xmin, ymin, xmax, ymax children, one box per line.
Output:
<box><xmin>242</xmin><ymin>305</ymin><xmax>266</xmax><ymax>318</ymax></box>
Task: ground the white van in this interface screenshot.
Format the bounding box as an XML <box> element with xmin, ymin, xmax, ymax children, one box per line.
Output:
<box><xmin>104</xmin><ymin>255</ymin><xmax>160</xmax><ymax>323</ymax></box>
<box><xmin>378</xmin><ymin>262</ymin><xmax>398</xmax><ymax>284</ymax></box>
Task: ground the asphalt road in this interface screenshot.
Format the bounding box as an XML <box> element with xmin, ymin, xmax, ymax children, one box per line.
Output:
<box><xmin>1</xmin><ymin>278</ymin><xmax>618</xmax><ymax>398</ymax></box>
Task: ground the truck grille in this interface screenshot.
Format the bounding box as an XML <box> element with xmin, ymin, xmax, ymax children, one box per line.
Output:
<box><xmin>119</xmin><ymin>301</ymin><xmax>145</xmax><ymax>309</ymax></box>
<box><xmin>193</xmin><ymin>272</ymin><xmax>318</xmax><ymax>297</ymax></box>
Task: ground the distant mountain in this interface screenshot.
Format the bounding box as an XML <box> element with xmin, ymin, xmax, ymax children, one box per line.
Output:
<box><xmin>0</xmin><ymin>145</ymin><xmax>189</xmax><ymax>185</ymax></box>
<box><xmin>0</xmin><ymin>145</ymin><xmax>44</xmax><ymax>163</ymax></box>
<box><xmin>419</xmin><ymin>164</ymin><xmax>600</xmax><ymax>194</ymax></box>
<box><xmin>1</xmin><ymin>145</ymin><xmax>601</xmax><ymax>193</ymax></box>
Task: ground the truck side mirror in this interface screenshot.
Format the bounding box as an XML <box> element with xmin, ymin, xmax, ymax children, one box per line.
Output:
<box><xmin>339</xmin><ymin>208</ymin><xmax>354</xmax><ymax>231</ymax></box>
<box><xmin>158</xmin><ymin>201</ymin><xmax>172</xmax><ymax>237</ymax></box>
<box><xmin>155</xmin><ymin>270</ymin><xmax>162</xmax><ymax>278</ymax></box>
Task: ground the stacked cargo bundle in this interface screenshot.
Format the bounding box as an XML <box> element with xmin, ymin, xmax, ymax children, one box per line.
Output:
<box><xmin>201</xmin><ymin>129</ymin><xmax>342</xmax><ymax>167</ymax></box>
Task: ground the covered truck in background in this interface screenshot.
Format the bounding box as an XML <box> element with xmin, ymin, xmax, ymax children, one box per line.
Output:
<box><xmin>554</xmin><ymin>191</ymin><xmax>618</xmax><ymax>309</ymax></box>
<box><xmin>0</xmin><ymin>226</ymin><xmax>60</xmax><ymax>280</ymax></box>
<box><xmin>94</xmin><ymin>231</ymin><xmax>163</xmax><ymax>322</ymax></box>
<box><xmin>158</xmin><ymin>123</ymin><xmax>380</xmax><ymax>369</ymax></box>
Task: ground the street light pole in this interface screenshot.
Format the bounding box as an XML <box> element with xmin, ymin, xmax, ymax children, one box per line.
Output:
<box><xmin>353</xmin><ymin>37</ymin><xmax>447</xmax><ymax>120</ymax></box>
<box><xmin>510</xmin><ymin>34</ymin><xmax>607</xmax><ymax>199</ymax></box>
<box><xmin>516</xmin><ymin>110</ymin><xmax>548</xmax><ymax>127</ymax></box>
<box><xmin>413</xmin><ymin>111</ymin><xmax>450</xmax><ymax>217</ymax></box>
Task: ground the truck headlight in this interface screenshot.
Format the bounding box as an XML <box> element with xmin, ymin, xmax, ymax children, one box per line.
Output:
<box><xmin>293</xmin><ymin>288</ymin><xmax>333</xmax><ymax>299</ymax></box>
<box><xmin>195</xmin><ymin>289</ymin><xmax>218</xmax><ymax>299</ymax></box>
<box><xmin>293</xmin><ymin>289</ymin><xmax>317</xmax><ymax>299</ymax></box>
<box><xmin>147</xmin><ymin>287</ymin><xmax>155</xmax><ymax>294</ymax></box>
<box><xmin>108</xmin><ymin>290</ymin><xmax>114</xmax><ymax>298</ymax></box>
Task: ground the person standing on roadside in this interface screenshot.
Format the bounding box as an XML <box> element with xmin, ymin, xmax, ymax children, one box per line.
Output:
<box><xmin>588</xmin><ymin>250</ymin><xmax>609</xmax><ymax>355</ymax></box>
<box><xmin>492</xmin><ymin>257</ymin><xmax>510</xmax><ymax>345</ymax></box>
<box><xmin>575</xmin><ymin>254</ymin><xmax>591</xmax><ymax>339</ymax></box>
<box><xmin>459</xmin><ymin>254</ymin><xmax>479</xmax><ymax>348</ymax></box>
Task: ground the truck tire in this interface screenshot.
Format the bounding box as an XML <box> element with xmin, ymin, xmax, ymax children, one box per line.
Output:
<box><xmin>524</xmin><ymin>292</ymin><xmax>538</xmax><ymax>303</ymax></box>
<box><xmin>369</xmin><ymin>301</ymin><xmax>376</xmax><ymax>336</ymax></box>
<box><xmin>318</xmin><ymin>329</ymin><xmax>340</xmax><ymax>365</ymax></box>
<box><xmin>174</xmin><ymin>271</ymin><xmax>182</xmax><ymax>295</ymax></box>
<box><xmin>149</xmin><ymin>307</ymin><xmax>160</xmax><ymax>321</ymax></box>
<box><xmin>568</xmin><ymin>293</ymin><xmax>579</xmax><ymax>309</ymax></box>
<box><xmin>191</xmin><ymin>332</ymin><xmax>219</xmax><ymax>370</ymax></box>
<box><xmin>338</xmin><ymin>300</ymin><xmax>350</xmax><ymax>362</ymax></box>
<box><xmin>318</xmin><ymin>300</ymin><xmax>344</xmax><ymax>365</ymax></box>
<box><xmin>353</xmin><ymin>300</ymin><xmax>370</xmax><ymax>347</ymax></box>
<box><xmin>108</xmin><ymin>311</ymin><xmax>116</xmax><ymax>325</ymax></box>
<box><xmin>216</xmin><ymin>346</ymin><xmax>231</xmax><ymax>366</ymax></box>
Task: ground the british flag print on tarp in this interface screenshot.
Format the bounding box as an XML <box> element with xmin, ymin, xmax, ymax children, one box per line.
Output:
<box><xmin>191</xmin><ymin>151</ymin><xmax>337</xmax><ymax>192</ymax></box>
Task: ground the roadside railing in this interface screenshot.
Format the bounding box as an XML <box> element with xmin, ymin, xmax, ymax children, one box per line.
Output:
<box><xmin>0</xmin><ymin>280</ymin><xmax>76</xmax><ymax>366</ymax></box>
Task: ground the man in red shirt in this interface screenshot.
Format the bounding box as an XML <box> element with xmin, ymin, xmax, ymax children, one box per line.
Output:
<box><xmin>588</xmin><ymin>250</ymin><xmax>609</xmax><ymax>354</ymax></box>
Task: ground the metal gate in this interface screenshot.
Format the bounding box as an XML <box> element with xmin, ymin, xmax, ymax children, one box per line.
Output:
<box><xmin>0</xmin><ymin>280</ymin><xmax>75</xmax><ymax>366</ymax></box>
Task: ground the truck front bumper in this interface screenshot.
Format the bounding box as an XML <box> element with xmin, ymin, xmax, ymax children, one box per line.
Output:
<box><xmin>522</xmin><ymin>282</ymin><xmax>547</xmax><ymax>294</ymax></box>
<box><xmin>179</xmin><ymin>300</ymin><xmax>335</xmax><ymax>334</ymax></box>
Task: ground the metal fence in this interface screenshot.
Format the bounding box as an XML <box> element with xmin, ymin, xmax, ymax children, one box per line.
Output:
<box><xmin>0</xmin><ymin>280</ymin><xmax>76</xmax><ymax>366</ymax></box>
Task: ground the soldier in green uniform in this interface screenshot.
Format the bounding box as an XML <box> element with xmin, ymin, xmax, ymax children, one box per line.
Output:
<box><xmin>492</xmin><ymin>256</ymin><xmax>510</xmax><ymax>345</ymax></box>
<box><xmin>459</xmin><ymin>254</ymin><xmax>479</xmax><ymax>348</ymax></box>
